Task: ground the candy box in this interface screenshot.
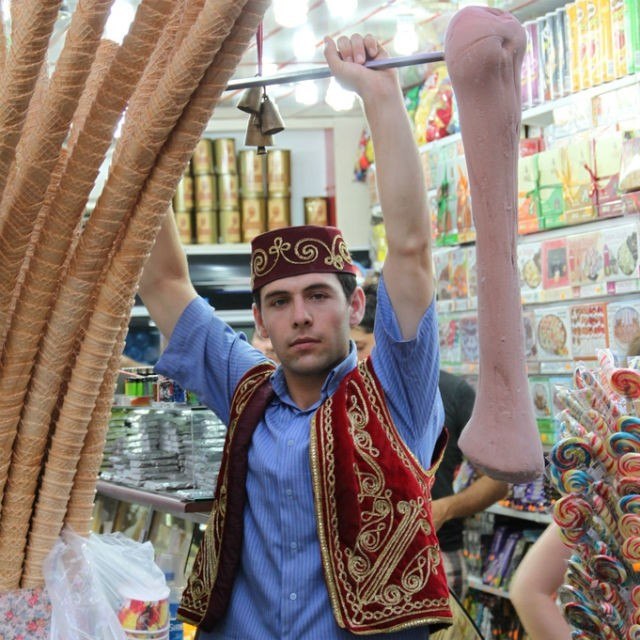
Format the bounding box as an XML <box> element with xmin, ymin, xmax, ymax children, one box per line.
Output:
<box><xmin>542</xmin><ymin>237</ymin><xmax>570</xmax><ymax>289</ymax></box>
<box><xmin>529</xmin><ymin>376</ymin><xmax>553</xmax><ymax>421</ymax></box>
<box><xmin>518</xmin><ymin>240</ymin><xmax>543</xmax><ymax>303</ymax></box>
<box><xmin>569</xmin><ymin>301</ymin><xmax>609</xmax><ymax>360</ymax></box>
<box><xmin>434</xmin><ymin>248</ymin><xmax>453</xmax><ymax>306</ymax></box>
<box><xmin>518</xmin><ymin>153</ymin><xmax>541</xmax><ymax>235</ymax></box>
<box><xmin>450</xmin><ymin>247</ymin><xmax>469</xmax><ymax>301</ymax></box>
<box><xmin>535</xmin><ymin>306</ymin><xmax>572</xmax><ymax>360</ymax></box>
<box><xmin>455</xmin><ymin>155</ymin><xmax>474</xmax><ymax>243</ymax></box>
<box><xmin>607</xmin><ymin>300</ymin><xmax>640</xmax><ymax>357</ymax></box>
<box><xmin>459</xmin><ymin>314</ymin><xmax>479</xmax><ymax>364</ymax></box>
<box><xmin>593</xmin><ymin>130</ymin><xmax>624</xmax><ymax>217</ymax></box>
<box><xmin>601</xmin><ymin>220</ymin><xmax>639</xmax><ymax>281</ymax></box>
<box><xmin>538</xmin><ymin>147</ymin><xmax>566</xmax><ymax>228</ymax></box>
<box><xmin>522</xmin><ymin>309</ymin><xmax>538</xmax><ymax>361</ymax></box>
<box><xmin>438</xmin><ymin>314</ymin><xmax>461</xmax><ymax>365</ymax></box>
<box><xmin>561</xmin><ymin>136</ymin><xmax>596</xmax><ymax>224</ymax></box>
<box><xmin>567</xmin><ymin>230</ymin><xmax>605</xmax><ymax>285</ymax></box>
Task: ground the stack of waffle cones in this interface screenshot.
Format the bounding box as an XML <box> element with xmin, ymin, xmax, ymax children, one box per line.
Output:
<box><xmin>0</xmin><ymin>0</ymin><xmax>270</xmax><ymax>591</ymax></box>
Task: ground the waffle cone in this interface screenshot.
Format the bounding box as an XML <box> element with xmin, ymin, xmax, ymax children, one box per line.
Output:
<box><xmin>0</xmin><ymin>3</ymin><xmax>6</xmax><ymax>76</ymax></box>
<box><xmin>0</xmin><ymin>0</ymin><xmax>61</xmax><ymax>204</ymax></box>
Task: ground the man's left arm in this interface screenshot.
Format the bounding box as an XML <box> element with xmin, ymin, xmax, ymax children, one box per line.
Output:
<box><xmin>431</xmin><ymin>475</ymin><xmax>509</xmax><ymax>531</ymax></box>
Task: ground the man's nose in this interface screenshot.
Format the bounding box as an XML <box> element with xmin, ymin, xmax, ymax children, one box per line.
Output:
<box><xmin>292</xmin><ymin>298</ymin><xmax>312</xmax><ymax>326</ymax></box>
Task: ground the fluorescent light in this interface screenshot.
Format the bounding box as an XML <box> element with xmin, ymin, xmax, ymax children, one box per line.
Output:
<box><xmin>325</xmin><ymin>77</ymin><xmax>355</xmax><ymax>111</ymax></box>
<box><xmin>295</xmin><ymin>80</ymin><xmax>319</xmax><ymax>105</ymax></box>
<box><xmin>293</xmin><ymin>25</ymin><xmax>316</xmax><ymax>61</ymax></box>
<box><xmin>273</xmin><ymin>0</ymin><xmax>308</xmax><ymax>28</ymax></box>
<box><xmin>393</xmin><ymin>15</ymin><xmax>418</xmax><ymax>56</ymax></box>
<box><xmin>104</xmin><ymin>0</ymin><xmax>136</xmax><ymax>44</ymax></box>
<box><xmin>326</xmin><ymin>0</ymin><xmax>357</xmax><ymax>19</ymax></box>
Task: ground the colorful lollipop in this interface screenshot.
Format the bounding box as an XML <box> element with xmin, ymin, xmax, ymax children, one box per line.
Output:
<box><xmin>620</xmin><ymin>417</ymin><xmax>640</xmax><ymax>438</ymax></box>
<box><xmin>607</xmin><ymin>432</ymin><xmax>640</xmax><ymax>457</ymax></box>
<box><xmin>622</xmin><ymin>536</ymin><xmax>640</xmax><ymax>562</ymax></box>
<box><xmin>563</xmin><ymin>601</ymin><xmax>605</xmax><ymax>635</ymax></box>
<box><xmin>611</xmin><ymin>368</ymin><xmax>640</xmax><ymax>399</ymax></box>
<box><xmin>618</xmin><ymin>453</ymin><xmax>640</xmax><ymax>477</ymax></box>
<box><xmin>619</xmin><ymin>513</ymin><xmax>640</xmax><ymax>539</ymax></box>
<box><xmin>589</xmin><ymin>553</ymin><xmax>628</xmax><ymax>585</ymax></box>
<box><xmin>552</xmin><ymin>436</ymin><xmax>593</xmax><ymax>470</ymax></box>
<box><xmin>620</xmin><ymin>495</ymin><xmax>640</xmax><ymax>515</ymax></box>
<box><xmin>561</xmin><ymin>469</ymin><xmax>594</xmax><ymax>494</ymax></box>
<box><xmin>617</xmin><ymin>477</ymin><xmax>640</xmax><ymax>497</ymax></box>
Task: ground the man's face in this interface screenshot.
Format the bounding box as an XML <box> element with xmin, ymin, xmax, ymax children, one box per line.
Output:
<box><xmin>253</xmin><ymin>272</ymin><xmax>364</xmax><ymax>379</ymax></box>
<box><xmin>350</xmin><ymin>326</ymin><xmax>375</xmax><ymax>359</ymax></box>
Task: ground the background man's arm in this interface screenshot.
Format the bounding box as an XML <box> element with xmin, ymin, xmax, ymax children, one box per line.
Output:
<box><xmin>324</xmin><ymin>35</ymin><xmax>433</xmax><ymax>339</ymax></box>
<box><xmin>138</xmin><ymin>207</ymin><xmax>198</xmax><ymax>341</ymax></box>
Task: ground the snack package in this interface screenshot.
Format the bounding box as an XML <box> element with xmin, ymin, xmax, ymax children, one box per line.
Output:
<box><xmin>619</xmin><ymin>129</ymin><xmax>640</xmax><ymax>192</ymax></box>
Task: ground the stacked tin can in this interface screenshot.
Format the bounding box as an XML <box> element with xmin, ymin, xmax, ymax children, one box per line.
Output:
<box><xmin>172</xmin><ymin>165</ymin><xmax>195</xmax><ymax>244</ymax></box>
<box><xmin>191</xmin><ymin>138</ymin><xmax>218</xmax><ymax>244</ymax></box>
<box><xmin>214</xmin><ymin>138</ymin><xmax>242</xmax><ymax>244</ymax></box>
<box><xmin>238</xmin><ymin>149</ymin><xmax>267</xmax><ymax>243</ymax></box>
<box><xmin>266</xmin><ymin>150</ymin><xmax>291</xmax><ymax>232</ymax></box>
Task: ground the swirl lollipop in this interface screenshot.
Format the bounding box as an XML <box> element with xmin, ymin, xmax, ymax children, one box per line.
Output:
<box><xmin>575</xmin><ymin>366</ymin><xmax>621</xmax><ymax>425</ymax></box>
<box><xmin>551</xmin><ymin>436</ymin><xmax>593</xmax><ymax>470</ymax></box>
<box><xmin>558</xmin><ymin>410</ymin><xmax>589</xmax><ymax>438</ymax></box>
<box><xmin>563</xmin><ymin>601</ymin><xmax>605</xmax><ymax>635</ymax></box>
<box><xmin>621</xmin><ymin>416</ymin><xmax>640</xmax><ymax>438</ymax></box>
<box><xmin>621</xmin><ymin>536</ymin><xmax>640</xmax><ymax>563</ymax></box>
<box><xmin>617</xmin><ymin>477</ymin><xmax>640</xmax><ymax>497</ymax></box>
<box><xmin>587</xmin><ymin>432</ymin><xmax>617</xmax><ymax>474</ymax></box>
<box><xmin>620</xmin><ymin>495</ymin><xmax>640</xmax><ymax>515</ymax></box>
<box><xmin>619</xmin><ymin>513</ymin><xmax>640</xmax><ymax>539</ymax></box>
<box><xmin>611</xmin><ymin>368</ymin><xmax>640</xmax><ymax>399</ymax></box>
<box><xmin>628</xmin><ymin>624</ymin><xmax>640</xmax><ymax>640</ymax></box>
<box><xmin>557</xmin><ymin>583</ymin><xmax>590</xmax><ymax>606</ymax></box>
<box><xmin>589</xmin><ymin>553</ymin><xmax>628</xmax><ymax>585</ymax></box>
<box><xmin>561</xmin><ymin>469</ymin><xmax>594</xmax><ymax>494</ymax></box>
<box><xmin>567</xmin><ymin>555</ymin><xmax>595</xmax><ymax>593</ymax></box>
<box><xmin>607</xmin><ymin>431</ymin><xmax>640</xmax><ymax>457</ymax></box>
<box><xmin>618</xmin><ymin>453</ymin><xmax>640</xmax><ymax>477</ymax></box>
<box><xmin>632</xmin><ymin>585</ymin><xmax>640</xmax><ymax>607</ymax></box>
<box><xmin>596</xmin><ymin>581</ymin><xmax>628</xmax><ymax>620</ymax></box>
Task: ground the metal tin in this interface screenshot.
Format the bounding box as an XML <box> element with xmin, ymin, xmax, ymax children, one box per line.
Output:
<box><xmin>217</xmin><ymin>173</ymin><xmax>239</xmax><ymax>209</ymax></box>
<box><xmin>304</xmin><ymin>197</ymin><xmax>328</xmax><ymax>226</ymax></box>
<box><xmin>267</xmin><ymin>197</ymin><xmax>291</xmax><ymax>230</ymax></box>
<box><xmin>241</xmin><ymin>197</ymin><xmax>266</xmax><ymax>242</ymax></box>
<box><xmin>173</xmin><ymin>174</ymin><xmax>194</xmax><ymax>211</ymax></box>
<box><xmin>194</xmin><ymin>174</ymin><xmax>217</xmax><ymax>210</ymax></box>
<box><xmin>238</xmin><ymin>149</ymin><xmax>266</xmax><ymax>195</ymax></box>
<box><xmin>195</xmin><ymin>209</ymin><xmax>217</xmax><ymax>244</ymax></box>
<box><xmin>218</xmin><ymin>208</ymin><xmax>242</xmax><ymax>244</ymax></box>
<box><xmin>213</xmin><ymin>138</ymin><xmax>237</xmax><ymax>174</ymax></box>
<box><xmin>174</xmin><ymin>210</ymin><xmax>193</xmax><ymax>244</ymax></box>
<box><xmin>192</xmin><ymin>138</ymin><xmax>214</xmax><ymax>174</ymax></box>
<box><xmin>267</xmin><ymin>149</ymin><xmax>291</xmax><ymax>196</ymax></box>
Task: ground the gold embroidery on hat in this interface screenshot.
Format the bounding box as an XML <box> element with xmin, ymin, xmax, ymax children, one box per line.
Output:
<box><xmin>251</xmin><ymin>234</ymin><xmax>353</xmax><ymax>285</ymax></box>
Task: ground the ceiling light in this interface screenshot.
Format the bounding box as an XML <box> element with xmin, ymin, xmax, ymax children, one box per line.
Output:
<box><xmin>293</xmin><ymin>25</ymin><xmax>316</xmax><ymax>61</ymax></box>
<box><xmin>295</xmin><ymin>80</ymin><xmax>319</xmax><ymax>106</ymax></box>
<box><xmin>104</xmin><ymin>0</ymin><xmax>136</xmax><ymax>44</ymax></box>
<box><xmin>393</xmin><ymin>15</ymin><xmax>419</xmax><ymax>56</ymax></box>
<box><xmin>325</xmin><ymin>78</ymin><xmax>355</xmax><ymax>112</ymax></box>
<box><xmin>273</xmin><ymin>0</ymin><xmax>308</xmax><ymax>28</ymax></box>
<box><xmin>326</xmin><ymin>0</ymin><xmax>358</xmax><ymax>19</ymax></box>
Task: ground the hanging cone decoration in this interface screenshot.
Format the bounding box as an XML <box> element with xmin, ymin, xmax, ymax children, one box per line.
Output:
<box><xmin>245</xmin><ymin>111</ymin><xmax>273</xmax><ymax>154</ymax></box>
<box><xmin>236</xmin><ymin>85</ymin><xmax>263</xmax><ymax>114</ymax></box>
<box><xmin>259</xmin><ymin>94</ymin><xmax>285</xmax><ymax>135</ymax></box>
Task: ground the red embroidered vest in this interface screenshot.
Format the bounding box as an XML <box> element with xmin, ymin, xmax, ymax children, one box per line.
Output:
<box><xmin>178</xmin><ymin>359</ymin><xmax>452</xmax><ymax>634</ymax></box>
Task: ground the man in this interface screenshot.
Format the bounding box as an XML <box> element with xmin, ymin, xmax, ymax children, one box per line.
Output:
<box><xmin>139</xmin><ymin>34</ymin><xmax>449</xmax><ymax>639</ymax></box>
<box><xmin>352</xmin><ymin>283</ymin><xmax>509</xmax><ymax>598</ymax></box>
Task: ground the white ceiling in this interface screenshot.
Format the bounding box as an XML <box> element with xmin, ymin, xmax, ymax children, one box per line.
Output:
<box><xmin>3</xmin><ymin>0</ymin><xmax>567</xmax><ymax>121</ymax></box>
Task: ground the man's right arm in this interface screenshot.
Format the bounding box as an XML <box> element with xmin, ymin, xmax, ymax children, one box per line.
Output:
<box><xmin>138</xmin><ymin>207</ymin><xmax>198</xmax><ymax>341</ymax></box>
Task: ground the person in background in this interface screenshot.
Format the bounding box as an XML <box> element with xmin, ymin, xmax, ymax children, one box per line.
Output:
<box><xmin>250</xmin><ymin>328</ymin><xmax>279</xmax><ymax>363</ymax></box>
<box><xmin>352</xmin><ymin>282</ymin><xmax>509</xmax><ymax>598</ymax></box>
<box><xmin>140</xmin><ymin>33</ymin><xmax>452</xmax><ymax>639</ymax></box>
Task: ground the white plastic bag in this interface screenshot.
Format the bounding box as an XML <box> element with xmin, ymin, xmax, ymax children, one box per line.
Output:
<box><xmin>44</xmin><ymin>529</ymin><xmax>170</xmax><ymax>640</ymax></box>
<box><xmin>44</xmin><ymin>529</ymin><xmax>125</xmax><ymax>640</ymax></box>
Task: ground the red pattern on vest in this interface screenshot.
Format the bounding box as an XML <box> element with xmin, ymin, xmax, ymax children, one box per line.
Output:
<box><xmin>178</xmin><ymin>359</ymin><xmax>452</xmax><ymax>634</ymax></box>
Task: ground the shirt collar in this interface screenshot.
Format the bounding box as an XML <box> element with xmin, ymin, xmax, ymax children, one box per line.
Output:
<box><xmin>271</xmin><ymin>341</ymin><xmax>358</xmax><ymax>411</ymax></box>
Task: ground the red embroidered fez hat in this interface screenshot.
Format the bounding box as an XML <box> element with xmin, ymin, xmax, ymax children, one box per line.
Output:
<box><xmin>250</xmin><ymin>225</ymin><xmax>358</xmax><ymax>292</ymax></box>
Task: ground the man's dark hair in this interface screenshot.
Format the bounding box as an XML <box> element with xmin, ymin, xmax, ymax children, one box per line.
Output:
<box><xmin>252</xmin><ymin>272</ymin><xmax>358</xmax><ymax>310</ymax></box>
<box><xmin>359</xmin><ymin>283</ymin><xmax>377</xmax><ymax>334</ymax></box>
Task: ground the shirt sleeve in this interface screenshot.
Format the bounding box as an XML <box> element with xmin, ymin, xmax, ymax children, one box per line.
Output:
<box><xmin>154</xmin><ymin>297</ymin><xmax>265</xmax><ymax>424</ymax></box>
<box><xmin>370</xmin><ymin>276</ymin><xmax>444</xmax><ymax>462</ymax></box>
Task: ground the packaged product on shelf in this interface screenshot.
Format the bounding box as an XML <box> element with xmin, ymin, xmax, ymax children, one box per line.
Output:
<box><xmin>191</xmin><ymin>139</ymin><xmax>214</xmax><ymax>175</ymax></box>
<box><xmin>433</xmin><ymin>248</ymin><xmax>453</xmax><ymax>306</ymax></box>
<box><xmin>529</xmin><ymin>376</ymin><xmax>554</xmax><ymax>445</ymax></box>
<box><xmin>537</xmin><ymin>14</ymin><xmax>555</xmax><ymax>102</ymax></box>
<box><xmin>600</xmin><ymin>220</ymin><xmax>639</xmax><ymax>281</ymax></box>
<box><xmin>240</xmin><ymin>196</ymin><xmax>266</xmax><ymax>242</ymax></box>
<box><xmin>218</xmin><ymin>209</ymin><xmax>241</xmax><ymax>244</ymax></box>
<box><xmin>238</xmin><ymin>149</ymin><xmax>266</xmax><ymax>196</ymax></box>
<box><xmin>521</xmin><ymin>21</ymin><xmax>541</xmax><ymax>108</ymax></box>
<box><xmin>174</xmin><ymin>210</ymin><xmax>193</xmax><ymax>245</ymax></box>
<box><xmin>173</xmin><ymin>174</ymin><xmax>194</xmax><ymax>214</ymax></box>
<box><xmin>303</xmin><ymin>196</ymin><xmax>328</xmax><ymax>226</ymax></box>
<box><xmin>518</xmin><ymin>240</ymin><xmax>543</xmax><ymax>303</ymax></box>
<box><xmin>213</xmin><ymin>138</ymin><xmax>237</xmax><ymax>175</ymax></box>
<box><xmin>217</xmin><ymin>173</ymin><xmax>239</xmax><ymax>209</ymax></box>
<box><xmin>266</xmin><ymin>149</ymin><xmax>291</xmax><ymax>196</ymax></box>
<box><xmin>455</xmin><ymin>155</ymin><xmax>474</xmax><ymax>242</ymax></box>
<box><xmin>541</xmin><ymin>237</ymin><xmax>570</xmax><ymax>290</ymax></box>
<box><xmin>194</xmin><ymin>174</ymin><xmax>217</xmax><ymax>211</ymax></box>
<box><xmin>565</xmin><ymin>2</ymin><xmax>581</xmax><ymax>93</ymax></box>
<box><xmin>607</xmin><ymin>299</ymin><xmax>640</xmax><ymax>357</ymax></box>
<box><xmin>567</xmin><ymin>230</ymin><xmax>605</xmax><ymax>286</ymax></box>
<box><xmin>459</xmin><ymin>315</ymin><xmax>479</xmax><ymax>364</ymax></box>
<box><xmin>412</xmin><ymin>65</ymin><xmax>447</xmax><ymax>146</ymax></box>
<box><xmin>562</xmin><ymin>136</ymin><xmax>597</xmax><ymax>223</ymax></box>
<box><xmin>593</xmin><ymin>129</ymin><xmax>624</xmax><ymax>216</ymax></box>
<box><xmin>537</xmin><ymin>147</ymin><xmax>566</xmax><ymax>228</ymax></box>
<box><xmin>576</xmin><ymin>0</ymin><xmax>593</xmax><ymax>89</ymax></box>
<box><xmin>569</xmin><ymin>301</ymin><xmax>609</xmax><ymax>359</ymax></box>
<box><xmin>535</xmin><ymin>306</ymin><xmax>573</xmax><ymax>360</ymax></box>
<box><xmin>194</xmin><ymin>209</ymin><xmax>217</xmax><ymax>245</ymax></box>
<box><xmin>267</xmin><ymin>196</ymin><xmax>291</xmax><ymax>230</ymax></box>
<box><xmin>555</xmin><ymin>7</ymin><xmax>571</xmax><ymax>96</ymax></box>
<box><xmin>517</xmin><ymin>153</ymin><xmax>541</xmax><ymax>234</ymax></box>
<box><xmin>522</xmin><ymin>309</ymin><xmax>538</xmax><ymax>361</ymax></box>
<box><xmin>438</xmin><ymin>315</ymin><xmax>461</xmax><ymax>366</ymax></box>
<box><xmin>611</xmin><ymin>0</ymin><xmax>630</xmax><ymax>78</ymax></box>
<box><xmin>619</xmin><ymin>128</ymin><xmax>640</xmax><ymax>193</ymax></box>
<box><xmin>450</xmin><ymin>247</ymin><xmax>469</xmax><ymax>302</ymax></box>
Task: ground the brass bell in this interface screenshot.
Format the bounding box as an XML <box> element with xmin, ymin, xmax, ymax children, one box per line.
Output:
<box><xmin>259</xmin><ymin>95</ymin><xmax>285</xmax><ymax>135</ymax></box>
<box><xmin>244</xmin><ymin>112</ymin><xmax>273</xmax><ymax>152</ymax></box>
<box><xmin>237</xmin><ymin>85</ymin><xmax>263</xmax><ymax>114</ymax></box>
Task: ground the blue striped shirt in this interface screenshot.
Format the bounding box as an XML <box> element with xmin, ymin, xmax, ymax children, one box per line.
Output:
<box><xmin>156</xmin><ymin>276</ymin><xmax>443</xmax><ymax>639</ymax></box>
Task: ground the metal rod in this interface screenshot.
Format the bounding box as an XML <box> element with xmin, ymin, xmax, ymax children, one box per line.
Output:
<box><xmin>225</xmin><ymin>50</ymin><xmax>445</xmax><ymax>91</ymax></box>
